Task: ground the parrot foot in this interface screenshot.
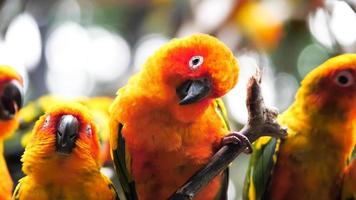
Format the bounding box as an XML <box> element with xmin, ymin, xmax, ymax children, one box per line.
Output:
<box><xmin>222</xmin><ymin>132</ymin><xmax>253</xmax><ymax>154</ymax></box>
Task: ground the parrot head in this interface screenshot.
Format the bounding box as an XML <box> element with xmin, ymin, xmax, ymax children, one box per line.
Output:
<box><xmin>143</xmin><ymin>34</ymin><xmax>239</xmax><ymax>122</ymax></box>
<box><xmin>22</xmin><ymin>103</ymin><xmax>100</xmax><ymax>176</ymax></box>
<box><xmin>298</xmin><ymin>54</ymin><xmax>356</xmax><ymax>119</ymax></box>
<box><xmin>0</xmin><ymin>65</ymin><xmax>23</xmax><ymax>139</ymax></box>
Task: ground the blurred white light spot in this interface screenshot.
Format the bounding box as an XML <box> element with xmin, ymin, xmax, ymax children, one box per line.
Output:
<box><xmin>134</xmin><ymin>34</ymin><xmax>169</xmax><ymax>71</ymax></box>
<box><xmin>100</xmin><ymin>167</ymin><xmax>114</xmax><ymax>179</ymax></box>
<box><xmin>46</xmin><ymin>68</ymin><xmax>94</xmax><ymax>97</ymax></box>
<box><xmin>46</xmin><ymin>22</ymin><xmax>89</xmax><ymax>71</ymax></box>
<box><xmin>0</xmin><ymin>40</ymin><xmax>29</xmax><ymax>93</ymax></box>
<box><xmin>47</xmin><ymin>23</ymin><xmax>131</xmax><ymax>84</ymax></box>
<box><xmin>228</xmin><ymin>179</ymin><xmax>236</xmax><ymax>200</ymax></box>
<box><xmin>273</xmin><ymin>72</ymin><xmax>298</xmax><ymax>111</ymax></box>
<box><xmin>5</xmin><ymin>13</ymin><xmax>41</xmax><ymax>71</ymax></box>
<box><xmin>262</xmin><ymin>0</ymin><xmax>292</xmax><ymax>22</ymax></box>
<box><xmin>226</xmin><ymin>53</ymin><xmax>275</xmax><ymax>124</ymax></box>
<box><xmin>176</xmin><ymin>22</ymin><xmax>203</xmax><ymax>37</ymax></box>
<box><xmin>216</xmin><ymin>23</ymin><xmax>241</xmax><ymax>50</ymax></box>
<box><xmin>86</xmin><ymin>27</ymin><xmax>131</xmax><ymax>81</ymax></box>
<box><xmin>330</xmin><ymin>1</ymin><xmax>356</xmax><ymax>46</ymax></box>
<box><xmin>308</xmin><ymin>8</ymin><xmax>333</xmax><ymax>49</ymax></box>
<box><xmin>194</xmin><ymin>0</ymin><xmax>234</xmax><ymax>32</ymax></box>
<box><xmin>297</xmin><ymin>44</ymin><xmax>329</xmax><ymax>77</ymax></box>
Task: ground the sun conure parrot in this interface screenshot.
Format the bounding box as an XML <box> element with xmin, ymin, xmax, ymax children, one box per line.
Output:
<box><xmin>12</xmin><ymin>102</ymin><xmax>118</xmax><ymax>200</ymax></box>
<box><xmin>16</xmin><ymin>95</ymin><xmax>113</xmax><ymax>165</ymax></box>
<box><xmin>0</xmin><ymin>65</ymin><xmax>23</xmax><ymax>200</ymax></box>
<box><xmin>243</xmin><ymin>54</ymin><xmax>356</xmax><ymax>200</ymax></box>
<box><xmin>109</xmin><ymin>33</ymin><xmax>253</xmax><ymax>200</ymax></box>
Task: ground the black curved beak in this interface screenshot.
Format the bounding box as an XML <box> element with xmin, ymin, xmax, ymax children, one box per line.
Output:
<box><xmin>56</xmin><ymin>115</ymin><xmax>79</xmax><ymax>155</ymax></box>
<box><xmin>0</xmin><ymin>80</ymin><xmax>23</xmax><ymax>120</ymax></box>
<box><xmin>176</xmin><ymin>78</ymin><xmax>211</xmax><ymax>105</ymax></box>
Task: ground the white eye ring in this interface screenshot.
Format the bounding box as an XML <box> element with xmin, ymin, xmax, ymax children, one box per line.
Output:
<box><xmin>189</xmin><ymin>55</ymin><xmax>204</xmax><ymax>70</ymax></box>
<box><xmin>43</xmin><ymin>115</ymin><xmax>50</xmax><ymax>128</ymax></box>
<box><xmin>334</xmin><ymin>71</ymin><xmax>354</xmax><ymax>87</ymax></box>
<box><xmin>86</xmin><ymin>125</ymin><xmax>92</xmax><ymax>137</ymax></box>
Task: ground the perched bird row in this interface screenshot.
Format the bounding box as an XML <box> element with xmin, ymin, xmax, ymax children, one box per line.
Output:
<box><xmin>0</xmin><ymin>34</ymin><xmax>354</xmax><ymax>200</ymax></box>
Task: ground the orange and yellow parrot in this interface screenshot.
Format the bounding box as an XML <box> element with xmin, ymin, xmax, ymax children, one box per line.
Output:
<box><xmin>110</xmin><ymin>34</ymin><xmax>252</xmax><ymax>200</ymax></box>
<box><xmin>0</xmin><ymin>65</ymin><xmax>23</xmax><ymax>200</ymax></box>
<box><xmin>12</xmin><ymin>103</ymin><xmax>118</xmax><ymax>200</ymax></box>
<box><xmin>16</xmin><ymin>95</ymin><xmax>113</xmax><ymax>165</ymax></box>
<box><xmin>243</xmin><ymin>54</ymin><xmax>356</xmax><ymax>200</ymax></box>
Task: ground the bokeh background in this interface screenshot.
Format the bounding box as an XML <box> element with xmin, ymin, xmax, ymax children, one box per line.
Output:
<box><xmin>1</xmin><ymin>0</ymin><xmax>356</xmax><ymax>199</ymax></box>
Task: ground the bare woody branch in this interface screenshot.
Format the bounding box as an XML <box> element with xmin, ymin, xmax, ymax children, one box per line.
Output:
<box><xmin>168</xmin><ymin>70</ymin><xmax>288</xmax><ymax>200</ymax></box>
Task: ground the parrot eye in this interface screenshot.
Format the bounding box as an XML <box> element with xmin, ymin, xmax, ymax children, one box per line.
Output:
<box><xmin>43</xmin><ymin>116</ymin><xmax>50</xmax><ymax>128</ymax></box>
<box><xmin>189</xmin><ymin>56</ymin><xmax>203</xmax><ymax>70</ymax></box>
<box><xmin>334</xmin><ymin>71</ymin><xmax>353</xmax><ymax>87</ymax></box>
<box><xmin>86</xmin><ymin>125</ymin><xmax>92</xmax><ymax>137</ymax></box>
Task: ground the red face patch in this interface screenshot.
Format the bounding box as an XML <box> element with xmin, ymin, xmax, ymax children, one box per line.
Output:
<box><xmin>37</xmin><ymin>111</ymin><xmax>100</xmax><ymax>160</ymax></box>
<box><xmin>164</xmin><ymin>46</ymin><xmax>209</xmax><ymax>80</ymax></box>
<box><xmin>308</xmin><ymin>68</ymin><xmax>356</xmax><ymax>112</ymax></box>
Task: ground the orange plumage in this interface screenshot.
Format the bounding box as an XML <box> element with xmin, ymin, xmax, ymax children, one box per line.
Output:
<box><xmin>342</xmin><ymin>157</ymin><xmax>356</xmax><ymax>199</ymax></box>
<box><xmin>0</xmin><ymin>66</ymin><xmax>23</xmax><ymax>200</ymax></box>
<box><xmin>110</xmin><ymin>34</ymin><xmax>238</xmax><ymax>199</ymax></box>
<box><xmin>13</xmin><ymin>103</ymin><xmax>117</xmax><ymax>200</ymax></box>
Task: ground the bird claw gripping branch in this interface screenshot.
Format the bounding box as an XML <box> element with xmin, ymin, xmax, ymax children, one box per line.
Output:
<box><xmin>222</xmin><ymin>132</ymin><xmax>253</xmax><ymax>154</ymax></box>
<box><xmin>169</xmin><ymin>70</ymin><xmax>288</xmax><ymax>200</ymax></box>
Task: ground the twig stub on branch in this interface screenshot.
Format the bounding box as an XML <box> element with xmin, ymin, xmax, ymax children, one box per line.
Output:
<box><xmin>169</xmin><ymin>70</ymin><xmax>287</xmax><ymax>200</ymax></box>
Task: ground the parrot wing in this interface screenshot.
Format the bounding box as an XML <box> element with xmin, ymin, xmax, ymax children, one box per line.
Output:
<box><xmin>342</xmin><ymin>156</ymin><xmax>356</xmax><ymax>200</ymax></box>
<box><xmin>11</xmin><ymin>176</ymin><xmax>25</xmax><ymax>200</ymax></box>
<box><xmin>11</xmin><ymin>183</ymin><xmax>20</xmax><ymax>200</ymax></box>
<box><xmin>213</xmin><ymin>99</ymin><xmax>231</xmax><ymax>200</ymax></box>
<box><xmin>214</xmin><ymin>98</ymin><xmax>230</xmax><ymax>130</ymax></box>
<box><xmin>102</xmin><ymin>174</ymin><xmax>121</xmax><ymax>200</ymax></box>
<box><xmin>111</xmin><ymin>99</ymin><xmax>230</xmax><ymax>200</ymax></box>
<box><xmin>243</xmin><ymin>137</ymin><xmax>280</xmax><ymax>200</ymax></box>
<box><xmin>112</xmin><ymin>123</ymin><xmax>138</xmax><ymax>200</ymax></box>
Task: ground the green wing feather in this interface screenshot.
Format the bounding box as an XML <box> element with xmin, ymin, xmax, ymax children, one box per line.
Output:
<box><xmin>214</xmin><ymin>98</ymin><xmax>230</xmax><ymax>130</ymax></box>
<box><xmin>214</xmin><ymin>99</ymin><xmax>231</xmax><ymax>200</ymax></box>
<box><xmin>243</xmin><ymin>137</ymin><xmax>280</xmax><ymax>200</ymax></box>
<box><xmin>11</xmin><ymin>177</ymin><xmax>23</xmax><ymax>200</ymax></box>
<box><xmin>104</xmin><ymin>176</ymin><xmax>121</xmax><ymax>200</ymax></box>
<box><xmin>112</xmin><ymin>123</ymin><xmax>138</xmax><ymax>200</ymax></box>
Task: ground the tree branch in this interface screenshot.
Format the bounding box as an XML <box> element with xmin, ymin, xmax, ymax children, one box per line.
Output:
<box><xmin>168</xmin><ymin>70</ymin><xmax>288</xmax><ymax>200</ymax></box>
